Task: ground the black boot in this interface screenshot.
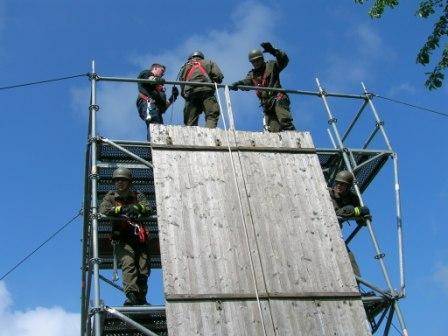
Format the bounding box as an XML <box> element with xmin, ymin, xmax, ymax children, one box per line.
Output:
<box><xmin>137</xmin><ymin>293</ymin><xmax>150</xmax><ymax>305</ymax></box>
<box><xmin>124</xmin><ymin>292</ymin><xmax>139</xmax><ymax>306</ymax></box>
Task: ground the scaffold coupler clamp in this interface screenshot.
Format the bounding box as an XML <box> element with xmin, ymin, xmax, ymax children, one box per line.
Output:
<box><xmin>89</xmin><ymin>305</ymin><xmax>104</xmax><ymax>317</ymax></box>
<box><xmin>89</xmin><ymin>257</ymin><xmax>102</xmax><ymax>266</ymax></box>
<box><xmin>88</xmin><ymin>72</ymin><xmax>99</xmax><ymax>81</ymax></box>
<box><xmin>89</xmin><ymin>212</ymin><xmax>102</xmax><ymax>221</ymax></box>
<box><xmin>364</xmin><ymin>92</ymin><xmax>374</xmax><ymax>100</ymax></box>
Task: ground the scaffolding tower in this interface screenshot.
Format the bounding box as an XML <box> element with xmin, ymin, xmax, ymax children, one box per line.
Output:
<box><xmin>80</xmin><ymin>62</ymin><xmax>407</xmax><ymax>336</ymax></box>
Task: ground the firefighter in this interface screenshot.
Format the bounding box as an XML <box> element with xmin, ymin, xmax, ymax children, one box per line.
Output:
<box><xmin>328</xmin><ymin>170</ymin><xmax>371</xmax><ymax>277</ymax></box>
<box><xmin>136</xmin><ymin>63</ymin><xmax>179</xmax><ymax>140</ymax></box>
<box><xmin>230</xmin><ymin>42</ymin><xmax>296</xmax><ymax>132</ymax></box>
<box><xmin>178</xmin><ymin>51</ymin><xmax>224</xmax><ymax>128</ymax></box>
<box><xmin>99</xmin><ymin>168</ymin><xmax>152</xmax><ymax>306</ymax></box>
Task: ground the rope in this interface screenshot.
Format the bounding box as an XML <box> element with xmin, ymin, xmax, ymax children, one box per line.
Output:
<box><xmin>0</xmin><ymin>73</ymin><xmax>88</xmax><ymax>91</ymax></box>
<box><xmin>169</xmin><ymin>97</ymin><xmax>175</xmax><ymax>124</ymax></box>
<box><xmin>0</xmin><ymin>209</ymin><xmax>83</xmax><ymax>281</ymax></box>
<box><xmin>215</xmin><ymin>84</ymin><xmax>273</xmax><ymax>336</ymax></box>
<box><xmin>374</xmin><ymin>94</ymin><xmax>448</xmax><ymax>119</ymax></box>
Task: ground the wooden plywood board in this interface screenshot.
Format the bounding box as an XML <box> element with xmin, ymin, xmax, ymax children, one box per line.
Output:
<box><xmin>166</xmin><ymin>300</ymin><xmax>275</xmax><ymax>336</ymax></box>
<box><xmin>150</xmin><ymin>125</ymin><xmax>370</xmax><ymax>336</ymax></box>
<box><xmin>151</xmin><ymin>126</ymin><xmax>266</xmax><ymax>296</ymax></box>
<box><xmin>165</xmin><ymin>300</ymin><xmax>370</xmax><ymax>336</ymax></box>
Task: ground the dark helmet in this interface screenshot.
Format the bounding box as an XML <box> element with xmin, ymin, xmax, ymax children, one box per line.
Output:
<box><xmin>335</xmin><ymin>170</ymin><xmax>354</xmax><ymax>185</ymax></box>
<box><xmin>248</xmin><ymin>49</ymin><xmax>264</xmax><ymax>62</ymax></box>
<box><xmin>112</xmin><ymin>167</ymin><xmax>132</xmax><ymax>181</ymax></box>
<box><xmin>188</xmin><ymin>51</ymin><xmax>204</xmax><ymax>60</ymax></box>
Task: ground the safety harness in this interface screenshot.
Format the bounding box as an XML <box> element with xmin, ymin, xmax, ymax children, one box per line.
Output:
<box><xmin>138</xmin><ymin>83</ymin><xmax>165</xmax><ymax>101</ymax></box>
<box><xmin>251</xmin><ymin>67</ymin><xmax>285</xmax><ymax>105</ymax></box>
<box><xmin>113</xmin><ymin>192</ymin><xmax>149</xmax><ymax>244</ymax></box>
<box><xmin>183</xmin><ymin>60</ymin><xmax>210</xmax><ymax>82</ymax></box>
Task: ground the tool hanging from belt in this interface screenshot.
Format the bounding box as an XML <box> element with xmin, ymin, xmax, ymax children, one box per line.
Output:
<box><xmin>111</xmin><ymin>240</ymin><xmax>119</xmax><ymax>282</ymax></box>
<box><xmin>126</xmin><ymin>218</ymin><xmax>149</xmax><ymax>243</ymax></box>
<box><xmin>139</xmin><ymin>93</ymin><xmax>158</xmax><ymax>122</ymax></box>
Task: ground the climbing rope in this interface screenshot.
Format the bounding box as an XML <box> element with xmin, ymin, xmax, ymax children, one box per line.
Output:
<box><xmin>215</xmin><ymin>84</ymin><xmax>275</xmax><ymax>336</ymax></box>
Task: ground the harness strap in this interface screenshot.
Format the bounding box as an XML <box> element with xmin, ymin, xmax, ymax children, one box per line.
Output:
<box><xmin>184</xmin><ymin>60</ymin><xmax>209</xmax><ymax>81</ymax></box>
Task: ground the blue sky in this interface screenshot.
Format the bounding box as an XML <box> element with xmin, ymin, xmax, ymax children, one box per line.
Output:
<box><xmin>0</xmin><ymin>1</ymin><xmax>446</xmax><ymax>335</ymax></box>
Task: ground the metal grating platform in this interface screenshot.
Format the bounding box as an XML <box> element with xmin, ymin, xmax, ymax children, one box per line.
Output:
<box><xmin>317</xmin><ymin>149</ymin><xmax>390</xmax><ymax>192</ymax></box>
<box><xmin>94</xmin><ymin>142</ymin><xmax>160</xmax><ymax>270</ymax></box>
<box><xmin>101</xmin><ymin>307</ymin><xmax>167</xmax><ymax>336</ymax></box>
<box><xmin>98</xmin><ymin>143</ymin><xmax>152</xmax><ymax>163</ymax></box>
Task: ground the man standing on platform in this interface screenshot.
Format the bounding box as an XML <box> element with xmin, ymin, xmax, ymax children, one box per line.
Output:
<box><xmin>328</xmin><ymin>170</ymin><xmax>371</xmax><ymax>277</ymax></box>
<box><xmin>230</xmin><ymin>42</ymin><xmax>296</xmax><ymax>132</ymax></box>
<box><xmin>99</xmin><ymin>167</ymin><xmax>152</xmax><ymax>306</ymax></box>
<box><xmin>136</xmin><ymin>63</ymin><xmax>179</xmax><ymax>140</ymax></box>
<box><xmin>178</xmin><ymin>51</ymin><xmax>224</xmax><ymax>128</ymax></box>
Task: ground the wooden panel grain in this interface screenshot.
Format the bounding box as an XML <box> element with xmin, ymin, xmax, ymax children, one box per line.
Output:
<box><xmin>269</xmin><ymin>300</ymin><xmax>371</xmax><ymax>336</ymax></box>
<box><xmin>150</xmin><ymin>124</ymin><xmax>370</xmax><ymax>336</ymax></box>
<box><xmin>151</xmin><ymin>125</ymin><xmax>266</xmax><ymax>297</ymax></box>
<box><xmin>166</xmin><ymin>300</ymin><xmax>276</xmax><ymax>336</ymax></box>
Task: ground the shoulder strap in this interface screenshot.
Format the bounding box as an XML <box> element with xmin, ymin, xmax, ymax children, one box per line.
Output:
<box><xmin>184</xmin><ymin>60</ymin><xmax>210</xmax><ymax>81</ymax></box>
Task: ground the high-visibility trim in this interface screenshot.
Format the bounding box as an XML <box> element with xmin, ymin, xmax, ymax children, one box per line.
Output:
<box><xmin>354</xmin><ymin>207</ymin><xmax>361</xmax><ymax>216</ymax></box>
<box><xmin>114</xmin><ymin>206</ymin><xmax>122</xmax><ymax>214</ymax></box>
<box><xmin>139</xmin><ymin>203</ymin><xmax>148</xmax><ymax>213</ymax></box>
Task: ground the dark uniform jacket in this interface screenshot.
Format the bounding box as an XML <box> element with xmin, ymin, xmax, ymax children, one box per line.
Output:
<box><xmin>233</xmin><ymin>49</ymin><xmax>289</xmax><ymax>107</ymax></box>
<box><xmin>137</xmin><ymin>70</ymin><xmax>168</xmax><ymax>120</ymax></box>
<box><xmin>178</xmin><ymin>59</ymin><xmax>224</xmax><ymax>98</ymax></box>
<box><xmin>99</xmin><ymin>190</ymin><xmax>150</xmax><ymax>242</ymax></box>
<box><xmin>328</xmin><ymin>187</ymin><xmax>363</xmax><ymax>227</ymax></box>
<box><xmin>328</xmin><ymin>187</ymin><xmax>360</xmax><ymax>212</ymax></box>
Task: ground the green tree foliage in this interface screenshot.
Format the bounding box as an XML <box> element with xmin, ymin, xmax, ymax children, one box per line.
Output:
<box><xmin>355</xmin><ymin>0</ymin><xmax>448</xmax><ymax>89</ymax></box>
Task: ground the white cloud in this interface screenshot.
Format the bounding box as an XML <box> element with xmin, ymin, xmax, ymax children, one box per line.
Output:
<box><xmin>322</xmin><ymin>23</ymin><xmax>394</xmax><ymax>90</ymax></box>
<box><xmin>354</xmin><ymin>24</ymin><xmax>383</xmax><ymax>58</ymax></box>
<box><xmin>71</xmin><ymin>1</ymin><xmax>280</xmax><ymax>138</ymax></box>
<box><xmin>434</xmin><ymin>263</ymin><xmax>448</xmax><ymax>294</ymax></box>
<box><xmin>388</xmin><ymin>82</ymin><xmax>417</xmax><ymax>97</ymax></box>
<box><xmin>0</xmin><ymin>282</ymin><xmax>80</xmax><ymax>336</ymax></box>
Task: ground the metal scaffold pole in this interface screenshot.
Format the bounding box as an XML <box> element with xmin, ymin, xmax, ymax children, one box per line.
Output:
<box><xmin>88</xmin><ymin>60</ymin><xmax>103</xmax><ymax>336</ymax></box>
<box><xmin>361</xmin><ymin>83</ymin><xmax>405</xmax><ymax>297</ymax></box>
<box><xmin>80</xmin><ymin>112</ymin><xmax>91</xmax><ymax>336</ymax></box>
<box><xmin>316</xmin><ymin>78</ymin><xmax>407</xmax><ymax>335</ymax></box>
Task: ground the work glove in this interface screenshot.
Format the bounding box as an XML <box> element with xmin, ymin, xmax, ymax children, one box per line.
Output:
<box><xmin>148</xmin><ymin>75</ymin><xmax>165</xmax><ymax>84</ymax></box>
<box><xmin>260</xmin><ymin>42</ymin><xmax>276</xmax><ymax>54</ymax></box>
<box><xmin>123</xmin><ymin>204</ymin><xmax>141</xmax><ymax>219</ymax></box>
<box><xmin>336</xmin><ymin>205</ymin><xmax>355</xmax><ymax>218</ymax></box>
<box><xmin>111</xmin><ymin>206</ymin><xmax>123</xmax><ymax>216</ymax></box>
<box><xmin>230</xmin><ymin>81</ymin><xmax>250</xmax><ymax>91</ymax></box>
<box><xmin>169</xmin><ymin>86</ymin><xmax>179</xmax><ymax>103</ymax></box>
<box><xmin>124</xmin><ymin>204</ymin><xmax>149</xmax><ymax>219</ymax></box>
<box><xmin>357</xmin><ymin>206</ymin><xmax>372</xmax><ymax>221</ymax></box>
<box><xmin>229</xmin><ymin>82</ymin><xmax>240</xmax><ymax>91</ymax></box>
